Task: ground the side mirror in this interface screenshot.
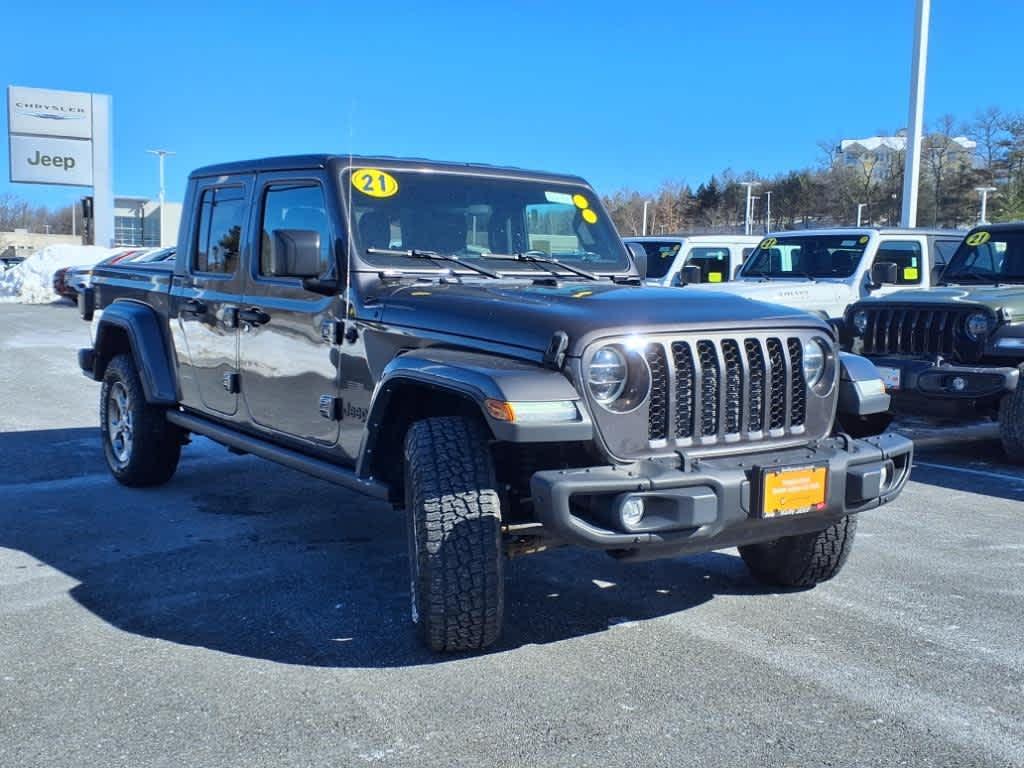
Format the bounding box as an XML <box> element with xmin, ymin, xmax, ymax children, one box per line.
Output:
<box><xmin>625</xmin><ymin>242</ymin><xmax>647</xmax><ymax>278</ymax></box>
<box><xmin>675</xmin><ymin>264</ymin><xmax>703</xmax><ymax>286</ymax></box>
<box><xmin>301</xmin><ymin>276</ymin><xmax>340</xmax><ymax>296</ymax></box>
<box><xmin>268</xmin><ymin>229</ymin><xmax>323</xmax><ymax>278</ymax></box>
<box><xmin>869</xmin><ymin>260</ymin><xmax>898</xmax><ymax>288</ymax></box>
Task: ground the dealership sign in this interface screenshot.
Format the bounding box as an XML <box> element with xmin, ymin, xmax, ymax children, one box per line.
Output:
<box><xmin>8</xmin><ymin>86</ymin><xmax>93</xmax><ymax>139</ymax></box>
<box><xmin>9</xmin><ymin>134</ymin><xmax>94</xmax><ymax>186</ymax></box>
<box><xmin>7</xmin><ymin>85</ymin><xmax>113</xmax><ymax>244</ymax></box>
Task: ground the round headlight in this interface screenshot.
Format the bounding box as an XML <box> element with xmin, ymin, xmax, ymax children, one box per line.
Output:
<box><xmin>588</xmin><ymin>346</ymin><xmax>627</xmax><ymax>403</ymax></box>
<box><xmin>852</xmin><ymin>310</ymin><xmax>869</xmax><ymax>335</ymax></box>
<box><xmin>965</xmin><ymin>312</ymin><xmax>991</xmax><ymax>340</ymax></box>
<box><xmin>802</xmin><ymin>338</ymin><xmax>829</xmax><ymax>387</ymax></box>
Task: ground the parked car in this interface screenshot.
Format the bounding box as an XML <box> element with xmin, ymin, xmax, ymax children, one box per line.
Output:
<box><xmin>624</xmin><ymin>234</ymin><xmax>762</xmax><ymax>285</ymax></box>
<box><xmin>78</xmin><ymin>154</ymin><xmax>911</xmax><ymax>652</ymax></box>
<box><xmin>65</xmin><ymin>248</ymin><xmax>159</xmax><ymax>296</ymax></box>
<box><xmin>845</xmin><ymin>223</ymin><xmax>1024</xmax><ymax>461</ymax></box>
<box><xmin>687</xmin><ymin>228</ymin><xmax>964</xmax><ymax>321</ymax></box>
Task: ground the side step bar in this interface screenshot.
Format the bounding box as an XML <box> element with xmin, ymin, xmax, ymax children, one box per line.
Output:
<box><xmin>166</xmin><ymin>410</ymin><xmax>389</xmax><ymax>500</ymax></box>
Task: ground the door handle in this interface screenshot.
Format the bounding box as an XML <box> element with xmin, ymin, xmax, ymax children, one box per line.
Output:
<box><xmin>238</xmin><ymin>307</ymin><xmax>271</xmax><ymax>326</ymax></box>
<box><xmin>181</xmin><ymin>299</ymin><xmax>207</xmax><ymax>316</ymax></box>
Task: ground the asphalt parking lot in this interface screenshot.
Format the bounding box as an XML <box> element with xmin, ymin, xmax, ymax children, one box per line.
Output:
<box><xmin>1</xmin><ymin>302</ymin><xmax>1022</xmax><ymax>768</ymax></box>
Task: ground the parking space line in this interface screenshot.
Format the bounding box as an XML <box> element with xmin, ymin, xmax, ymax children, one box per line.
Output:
<box><xmin>914</xmin><ymin>461</ymin><xmax>1024</xmax><ymax>484</ymax></box>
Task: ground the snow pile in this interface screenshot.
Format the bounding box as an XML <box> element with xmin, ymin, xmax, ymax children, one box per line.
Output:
<box><xmin>0</xmin><ymin>245</ymin><xmax>115</xmax><ymax>304</ymax></box>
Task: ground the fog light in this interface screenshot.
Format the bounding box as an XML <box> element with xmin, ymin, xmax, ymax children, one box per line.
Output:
<box><xmin>950</xmin><ymin>376</ymin><xmax>967</xmax><ymax>392</ymax></box>
<box><xmin>620</xmin><ymin>497</ymin><xmax>645</xmax><ymax>529</ymax></box>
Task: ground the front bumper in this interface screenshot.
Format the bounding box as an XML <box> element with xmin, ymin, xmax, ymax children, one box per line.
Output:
<box><xmin>530</xmin><ymin>432</ymin><xmax>912</xmax><ymax>560</ymax></box>
<box><xmin>869</xmin><ymin>356</ymin><xmax>1019</xmax><ymax>400</ymax></box>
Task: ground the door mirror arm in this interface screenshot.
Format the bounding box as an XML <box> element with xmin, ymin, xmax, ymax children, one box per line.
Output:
<box><xmin>302</xmin><ymin>276</ymin><xmax>340</xmax><ymax>296</ymax></box>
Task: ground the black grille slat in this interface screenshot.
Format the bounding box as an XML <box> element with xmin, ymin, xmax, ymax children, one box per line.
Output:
<box><xmin>671</xmin><ymin>342</ymin><xmax>695</xmax><ymax>439</ymax></box>
<box><xmin>645</xmin><ymin>344</ymin><xmax>668</xmax><ymax>440</ymax></box>
<box><xmin>767</xmin><ymin>338</ymin><xmax>787</xmax><ymax>431</ymax></box>
<box><xmin>722</xmin><ymin>340</ymin><xmax>743</xmax><ymax>434</ymax></box>
<box><xmin>787</xmin><ymin>338</ymin><xmax>807</xmax><ymax>427</ymax></box>
<box><xmin>697</xmin><ymin>341</ymin><xmax>719</xmax><ymax>437</ymax></box>
<box><xmin>745</xmin><ymin>339</ymin><xmax>766</xmax><ymax>433</ymax></box>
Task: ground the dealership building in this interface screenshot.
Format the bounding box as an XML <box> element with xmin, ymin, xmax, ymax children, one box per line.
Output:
<box><xmin>110</xmin><ymin>196</ymin><xmax>181</xmax><ymax>248</ymax></box>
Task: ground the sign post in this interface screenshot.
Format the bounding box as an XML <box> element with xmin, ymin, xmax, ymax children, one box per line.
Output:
<box><xmin>7</xmin><ymin>85</ymin><xmax>113</xmax><ymax>246</ymax></box>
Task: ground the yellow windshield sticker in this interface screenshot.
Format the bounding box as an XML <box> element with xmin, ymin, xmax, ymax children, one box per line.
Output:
<box><xmin>572</xmin><ymin>194</ymin><xmax>590</xmax><ymax>209</ymax></box>
<box><xmin>708</xmin><ymin>272</ymin><xmax>723</xmax><ymax>283</ymax></box>
<box><xmin>859</xmin><ymin>236</ymin><xmax>869</xmax><ymax>244</ymax></box>
<box><xmin>903</xmin><ymin>267</ymin><xmax>919</xmax><ymax>281</ymax></box>
<box><xmin>760</xmin><ymin>237</ymin><xmax>777</xmax><ymax>249</ymax></box>
<box><xmin>966</xmin><ymin>231</ymin><xmax>991</xmax><ymax>247</ymax></box>
<box><xmin>581</xmin><ymin>209</ymin><xmax>598</xmax><ymax>224</ymax></box>
<box><xmin>352</xmin><ymin>168</ymin><xmax>399</xmax><ymax>198</ymax></box>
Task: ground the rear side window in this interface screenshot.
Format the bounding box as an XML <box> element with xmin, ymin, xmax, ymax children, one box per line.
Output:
<box><xmin>259</xmin><ymin>183</ymin><xmax>332</xmax><ymax>276</ymax></box>
<box><xmin>194</xmin><ymin>187</ymin><xmax>245</xmax><ymax>275</ymax></box>
<box><xmin>875</xmin><ymin>240</ymin><xmax>923</xmax><ymax>284</ymax></box>
<box><xmin>685</xmin><ymin>246</ymin><xmax>730</xmax><ymax>283</ymax></box>
<box><xmin>631</xmin><ymin>241</ymin><xmax>681</xmax><ymax>279</ymax></box>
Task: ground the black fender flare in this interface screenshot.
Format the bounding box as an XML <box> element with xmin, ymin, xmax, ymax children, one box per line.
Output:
<box><xmin>356</xmin><ymin>347</ymin><xmax>592</xmax><ymax>478</ymax></box>
<box><xmin>93</xmin><ymin>301</ymin><xmax>178</xmax><ymax>405</ymax></box>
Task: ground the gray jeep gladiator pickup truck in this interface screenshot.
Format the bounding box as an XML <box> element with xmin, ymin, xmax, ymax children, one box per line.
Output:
<box><xmin>77</xmin><ymin>155</ymin><xmax>912</xmax><ymax>652</ymax></box>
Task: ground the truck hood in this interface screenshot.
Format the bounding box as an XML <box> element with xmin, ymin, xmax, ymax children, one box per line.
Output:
<box><xmin>857</xmin><ymin>284</ymin><xmax>1024</xmax><ymax>313</ymax></box>
<box><xmin>687</xmin><ymin>278</ymin><xmax>849</xmax><ymax>309</ymax></box>
<box><xmin>377</xmin><ymin>280</ymin><xmax>823</xmax><ymax>355</ymax></box>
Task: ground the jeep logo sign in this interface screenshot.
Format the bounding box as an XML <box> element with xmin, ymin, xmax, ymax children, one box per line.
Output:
<box><xmin>9</xmin><ymin>134</ymin><xmax>93</xmax><ymax>186</ymax></box>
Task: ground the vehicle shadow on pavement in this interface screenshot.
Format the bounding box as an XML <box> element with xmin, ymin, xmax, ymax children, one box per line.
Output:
<box><xmin>1</xmin><ymin>427</ymin><xmax>795</xmax><ymax>669</ymax></box>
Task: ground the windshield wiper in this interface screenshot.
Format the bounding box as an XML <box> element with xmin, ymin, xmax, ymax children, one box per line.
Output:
<box><xmin>480</xmin><ymin>251</ymin><xmax>599</xmax><ymax>281</ymax></box>
<box><xmin>366</xmin><ymin>248</ymin><xmax>501</xmax><ymax>279</ymax></box>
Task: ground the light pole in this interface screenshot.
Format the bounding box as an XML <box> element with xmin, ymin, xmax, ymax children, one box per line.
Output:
<box><xmin>146</xmin><ymin>149</ymin><xmax>175</xmax><ymax>246</ymax></box>
<box><xmin>975</xmin><ymin>186</ymin><xmax>996</xmax><ymax>224</ymax></box>
<box><xmin>764</xmin><ymin>190</ymin><xmax>772</xmax><ymax>233</ymax></box>
<box><xmin>741</xmin><ymin>181</ymin><xmax>760</xmax><ymax>235</ymax></box>
<box><xmin>642</xmin><ymin>199</ymin><xmax>650</xmax><ymax>236</ymax></box>
<box><xmin>900</xmin><ymin>0</ymin><xmax>930</xmax><ymax>227</ymax></box>
<box><xmin>856</xmin><ymin>203</ymin><xmax>867</xmax><ymax>227</ymax></box>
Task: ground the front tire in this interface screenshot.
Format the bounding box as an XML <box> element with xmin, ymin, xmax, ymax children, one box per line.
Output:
<box><xmin>404</xmin><ymin>416</ymin><xmax>504</xmax><ymax>652</ymax></box>
<box><xmin>100</xmin><ymin>353</ymin><xmax>181</xmax><ymax>486</ymax></box>
<box><xmin>998</xmin><ymin>377</ymin><xmax>1024</xmax><ymax>463</ymax></box>
<box><xmin>739</xmin><ymin>516</ymin><xmax>858</xmax><ymax>588</ymax></box>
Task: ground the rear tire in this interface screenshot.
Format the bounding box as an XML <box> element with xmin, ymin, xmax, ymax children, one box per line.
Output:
<box><xmin>998</xmin><ymin>377</ymin><xmax>1024</xmax><ymax>464</ymax></box>
<box><xmin>404</xmin><ymin>416</ymin><xmax>504</xmax><ymax>652</ymax></box>
<box><xmin>739</xmin><ymin>516</ymin><xmax>858</xmax><ymax>588</ymax></box>
<box><xmin>100</xmin><ymin>353</ymin><xmax>181</xmax><ymax>487</ymax></box>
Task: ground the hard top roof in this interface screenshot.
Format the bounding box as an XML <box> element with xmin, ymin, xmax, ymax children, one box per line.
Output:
<box><xmin>764</xmin><ymin>227</ymin><xmax>964</xmax><ymax>237</ymax></box>
<box><xmin>966</xmin><ymin>221</ymin><xmax>1024</xmax><ymax>233</ymax></box>
<box><xmin>189</xmin><ymin>154</ymin><xmax>587</xmax><ymax>184</ymax></box>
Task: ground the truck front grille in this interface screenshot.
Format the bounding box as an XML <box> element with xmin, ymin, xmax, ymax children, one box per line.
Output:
<box><xmin>646</xmin><ymin>335</ymin><xmax>808</xmax><ymax>445</ymax></box>
<box><xmin>859</xmin><ymin>306</ymin><xmax>984</xmax><ymax>360</ymax></box>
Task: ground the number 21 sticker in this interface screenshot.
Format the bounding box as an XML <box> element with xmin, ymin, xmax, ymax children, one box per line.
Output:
<box><xmin>352</xmin><ymin>168</ymin><xmax>399</xmax><ymax>198</ymax></box>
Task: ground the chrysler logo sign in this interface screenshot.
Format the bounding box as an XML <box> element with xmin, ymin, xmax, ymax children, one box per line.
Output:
<box><xmin>14</xmin><ymin>102</ymin><xmax>88</xmax><ymax>121</ymax></box>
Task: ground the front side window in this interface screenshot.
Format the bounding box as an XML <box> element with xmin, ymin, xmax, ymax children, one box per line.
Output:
<box><xmin>943</xmin><ymin>230</ymin><xmax>1024</xmax><ymax>284</ymax></box>
<box><xmin>194</xmin><ymin>186</ymin><xmax>245</xmax><ymax>275</ymax></box>
<box><xmin>347</xmin><ymin>169</ymin><xmax>630</xmax><ymax>274</ymax></box>
<box><xmin>741</xmin><ymin>235</ymin><xmax>869</xmax><ymax>279</ymax></box>
<box><xmin>933</xmin><ymin>239</ymin><xmax>960</xmax><ymax>267</ymax></box>
<box><xmin>685</xmin><ymin>246</ymin><xmax>729</xmax><ymax>283</ymax></box>
<box><xmin>875</xmin><ymin>240</ymin><xmax>923</xmax><ymax>284</ymax></box>
<box><xmin>259</xmin><ymin>183</ymin><xmax>332</xmax><ymax>277</ymax></box>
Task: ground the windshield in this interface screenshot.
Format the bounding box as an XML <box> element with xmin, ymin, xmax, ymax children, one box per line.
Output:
<box><xmin>942</xmin><ymin>230</ymin><xmax>1024</xmax><ymax>284</ymax></box>
<box><xmin>631</xmin><ymin>241</ymin><xmax>681</xmax><ymax>279</ymax></box>
<box><xmin>346</xmin><ymin>168</ymin><xmax>630</xmax><ymax>274</ymax></box>
<box><xmin>740</xmin><ymin>234</ymin><xmax>870</xmax><ymax>279</ymax></box>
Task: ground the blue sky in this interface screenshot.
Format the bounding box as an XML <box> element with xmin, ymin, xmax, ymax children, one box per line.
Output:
<box><xmin>3</xmin><ymin>0</ymin><xmax>1022</xmax><ymax>210</ymax></box>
